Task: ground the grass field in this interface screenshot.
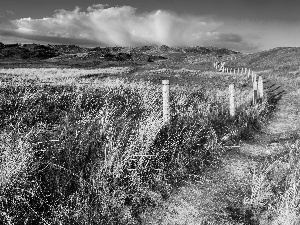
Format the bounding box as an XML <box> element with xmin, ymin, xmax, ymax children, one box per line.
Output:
<box><xmin>0</xmin><ymin>64</ymin><xmax>275</xmax><ymax>224</ymax></box>
<box><xmin>0</xmin><ymin>47</ymin><xmax>300</xmax><ymax>224</ymax></box>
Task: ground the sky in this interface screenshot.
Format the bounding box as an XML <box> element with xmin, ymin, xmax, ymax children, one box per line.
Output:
<box><xmin>0</xmin><ymin>0</ymin><xmax>299</xmax><ymax>53</ymax></box>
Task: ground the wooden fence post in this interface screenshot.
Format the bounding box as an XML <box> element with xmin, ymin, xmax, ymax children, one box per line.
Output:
<box><xmin>253</xmin><ymin>73</ymin><xmax>257</xmax><ymax>83</ymax></box>
<box><xmin>162</xmin><ymin>80</ymin><xmax>170</xmax><ymax>124</ymax></box>
<box><xmin>229</xmin><ymin>84</ymin><xmax>235</xmax><ymax>118</ymax></box>
<box><xmin>244</xmin><ymin>68</ymin><xmax>247</xmax><ymax>75</ymax></box>
<box><xmin>258</xmin><ymin>76</ymin><xmax>264</xmax><ymax>102</ymax></box>
<box><xmin>248</xmin><ymin>68</ymin><xmax>251</xmax><ymax>78</ymax></box>
<box><xmin>253</xmin><ymin>78</ymin><xmax>258</xmax><ymax>105</ymax></box>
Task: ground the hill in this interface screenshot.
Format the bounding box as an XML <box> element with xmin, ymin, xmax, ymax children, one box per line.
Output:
<box><xmin>0</xmin><ymin>42</ymin><xmax>300</xmax><ymax>224</ymax></box>
<box><xmin>226</xmin><ymin>47</ymin><xmax>300</xmax><ymax>71</ymax></box>
<box><xmin>0</xmin><ymin>42</ymin><xmax>238</xmax><ymax>63</ymax></box>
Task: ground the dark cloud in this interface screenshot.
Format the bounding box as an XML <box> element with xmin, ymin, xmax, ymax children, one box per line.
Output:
<box><xmin>216</xmin><ymin>33</ymin><xmax>243</xmax><ymax>43</ymax></box>
<box><xmin>0</xmin><ymin>29</ymin><xmax>102</xmax><ymax>46</ymax></box>
<box><xmin>200</xmin><ymin>32</ymin><xmax>258</xmax><ymax>52</ymax></box>
<box><xmin>0</xmin><ymin>10</ymin><xmax>16</xmax><ymax>18</ymax></box>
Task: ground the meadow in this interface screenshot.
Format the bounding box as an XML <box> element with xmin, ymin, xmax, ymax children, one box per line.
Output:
<box><xmin>0</xmin><ymin>48</ymin><xmax>299</xmax><ymax>225</ymax></box>
<box><xmin>0</xmin><ymin>65</ymin><xmax>276</xmax><ymax>225</ymax></box>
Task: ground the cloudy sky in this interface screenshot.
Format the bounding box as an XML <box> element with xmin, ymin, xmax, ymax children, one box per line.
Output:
<box><xmin>0</xmin><ymin>0</ymin><xmax>299</xmax><ymax>53</ymax></box>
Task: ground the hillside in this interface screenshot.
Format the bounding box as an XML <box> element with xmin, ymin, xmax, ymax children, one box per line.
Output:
<box><xmin>226</xmin><ymin>47</ymin><xmax>300</xmax><ymax>71</ymax></box>
<box><xmin>0</xmin><ymin>42</ymin><xmax>238</xmax><ymax>64</ymax></box>
<box><xmin>0</xmin><ymin>43</ymin><xmax>300</xmax><ymax>224</ymax></box>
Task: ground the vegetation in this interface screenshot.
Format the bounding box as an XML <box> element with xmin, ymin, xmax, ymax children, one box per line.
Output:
<box><xmin>0</xmin><ymin>67</ymin><xmax>274</xmax><ymax>224</ymax></box>
<box><xmin>240</xmin><ymin>135</ymin><xmax>300</xmax><ymax>225</ymax></box>
<box><xmin>1</xmin><ymin>45</ymin><xmax>300</xmax><ymax>224</ymax></box>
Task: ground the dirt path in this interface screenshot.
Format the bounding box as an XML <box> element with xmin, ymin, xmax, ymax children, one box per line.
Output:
<box><xmin>140</xmin><ymin>71</ymin><xmax>300</xmax><ymax>225</ymax></box>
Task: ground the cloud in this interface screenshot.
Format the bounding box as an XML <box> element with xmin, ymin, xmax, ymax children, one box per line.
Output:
<box><xmin>0</xmin><ymin>10</ymin><xmax>15</xmax><ymax>18</ymax></box>
<box><xmin>0</xmin><ymin>5</ymin><xmax>257</xmax><ymax>52</ymax></box>
<box><xmin>0</xmin><ymin>29</ymin><xmax>101</xmax><ymax>45</ymax></box>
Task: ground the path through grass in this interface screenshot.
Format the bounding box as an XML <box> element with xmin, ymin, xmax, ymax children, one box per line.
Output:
<box><xmin>141</xmin><ymin>70</ymin><xmax>300</xmax><ymax>225</ymax></box>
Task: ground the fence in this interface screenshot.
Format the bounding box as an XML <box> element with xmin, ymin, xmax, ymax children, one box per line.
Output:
<box><xmin>162</xmin><ymin>60</ymin><xmax>264</xmax><ymax>123</ymax></box>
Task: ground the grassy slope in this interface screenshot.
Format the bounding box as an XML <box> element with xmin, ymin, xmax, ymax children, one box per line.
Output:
<box><xmin>141</xmin><ymin>48</ymin><xmax>300</xmax><ymax>225</ymax></box>
<box><xmin>225</xmin><ymin>47</ymin><xmax>300</xmax><ymax>71</ymax></box>
<box><xmin>0</xmin><ymin>62</ymin><xmax>271</xmax><ymax>224</ymax></box>
<box><xmin>0</xmin><ymin>47</ymin><xmax>300</xmax><ymax>224</ymax></box>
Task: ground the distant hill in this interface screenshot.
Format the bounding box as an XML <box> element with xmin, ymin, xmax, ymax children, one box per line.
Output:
<box><xmin>0</xmin><ymin>43</ymin><xmax>60</xmax><ymax>60</ymax></box>
<box><xmin>227</xmin><ymin>47</ymin><xmax>300</xmax><ymax>70</ymax></box>
<box><xmin>0</xmin><ymin>42</ymin><xmax>240</xmax><ymax>62</ymax></box>
<box><xmin>3</xmin><ymin>42</ymin><xmax>298</xmax><ymax>71</ymax></box>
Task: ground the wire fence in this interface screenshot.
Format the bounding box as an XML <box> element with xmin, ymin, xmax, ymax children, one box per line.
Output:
<box><xmin>162</xmin><ymin>60</ymin><xmax>265</xmax><ymax>123</ymax></box>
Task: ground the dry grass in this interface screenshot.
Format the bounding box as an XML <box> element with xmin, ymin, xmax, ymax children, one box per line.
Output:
<box><xmin>3</xmin><ymin>53</ymin><xmax>291</xmax><ymax>225</ymax></box>
<box><xmin>0</xmin><ymin>67</ymin><xmax>274</xmax><ymax>224</ymax></box>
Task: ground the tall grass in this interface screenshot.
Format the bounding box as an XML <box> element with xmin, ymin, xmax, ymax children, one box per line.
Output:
<box><xmin>240</xmin><ymin>136</ymin><xmax>300</xmax><ymax>224</ymax></box>
<box><xmin>0</xmin><ymin>77</ymin><xmax>273</xmax><ymax>224</ymax></box>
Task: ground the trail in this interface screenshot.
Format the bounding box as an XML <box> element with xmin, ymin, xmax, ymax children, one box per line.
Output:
<box><xmin>140</xmin><ymin>70</ymin><xmax>300</xmax><ymax>225</ymax></box>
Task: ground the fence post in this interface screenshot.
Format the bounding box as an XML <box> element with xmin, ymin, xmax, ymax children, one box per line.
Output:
<box><xmin>244</xmin><ymin>68</ymin><xmax>247</xmax><ymax>75</ymax></box>
<box><xmin>258</xmin><ymin>76</ymin><xmax>264</xmax><ymax>102</ymax></box>
<box><xmin>248</xmin><ymin>68</ymin><xmax>251</xmax><ymax>78</ymax></box>
<box><xmin>253</xmin><ymin>78</ymin><xmax>258</xmax><ymax>105</ymax></box>
<box><xmin>253</xmin><ymin>73</ymin><xmax>257</xmax><ymax>83</ymax></box>
<box><xmin>229</xmin><ymin>84</ymin><xmax>235</xmax><ymax>118</ymax></box>
<box><xmin>238</xmin><ymin>68</ymin><xmax>240</xmax><ymax>74</ymax></box>
<box><xmin>162</xmin><ymin>80</ymin><xmax>170</xmax><ymax>124</ymax></box>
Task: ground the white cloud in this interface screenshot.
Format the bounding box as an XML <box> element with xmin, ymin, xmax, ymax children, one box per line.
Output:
<box><xmin>0</xmin><ymin>5</ymin><xmax>258</xmax><ymax>51</ymax></box>
<box><xmin>87</xmin><ymin>4</ymin><xmax>109</xmax><ymax>12</ymax></box>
